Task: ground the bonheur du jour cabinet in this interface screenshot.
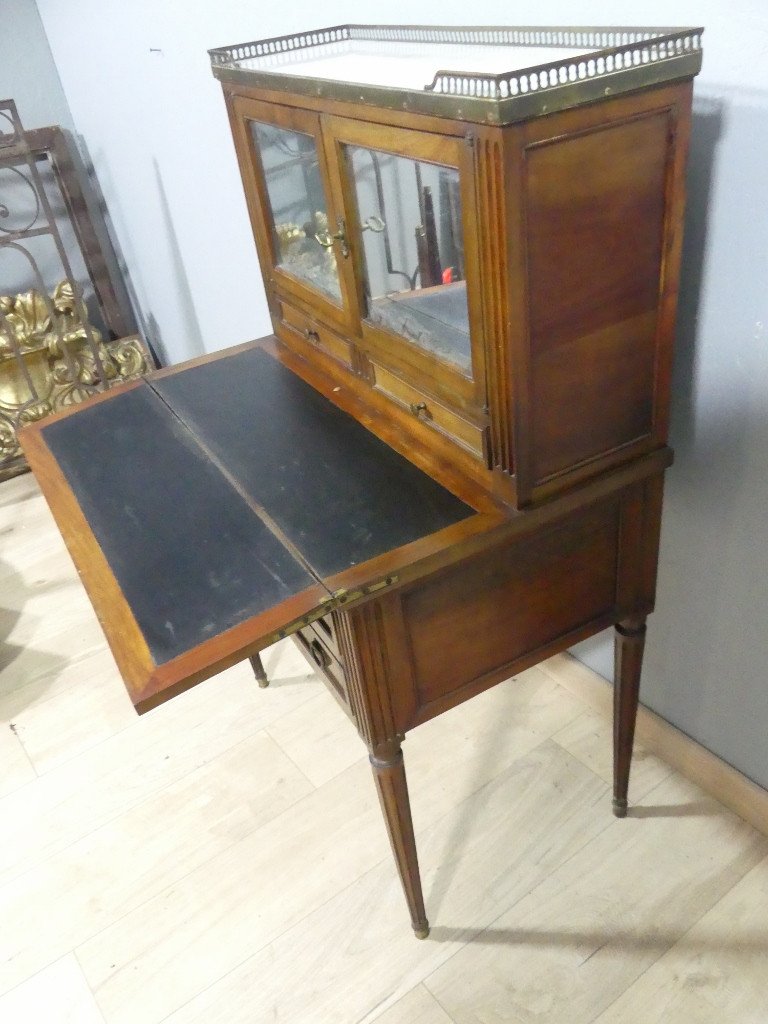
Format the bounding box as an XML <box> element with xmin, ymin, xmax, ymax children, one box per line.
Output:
<box><xmin>213</xmin><ymin>25</ymin><xmax>702</xmax><ymax>508</ymax></box>
<box><xmin>22</xmin><ymin>26</ymin><xmax>703</xmax><ymax>940</ymax></box>
<box><xmin>206</xmin><ymin>24</ymin><xmax>702</xmax><ymax>935</ymax></box>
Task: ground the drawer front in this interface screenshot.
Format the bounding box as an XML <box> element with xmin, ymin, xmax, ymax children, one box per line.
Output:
<box><xmin>279</xmin><ymin>300</ymin><xmax>353</xmax><ymax>368</ymax></box>
<box><xmin>307</xmin><ymin>612</ymin><xmax>342</xmax><ymax>662</ymax></box>
<box><xmin>294</xmin><ymin>624</ymin><xmax>352</xmax><ymax>716</ymax></box>
<box><xmin>372</xmin><ymin>362</ymin><xmax>487</xmax><ymax>462</ymax></box>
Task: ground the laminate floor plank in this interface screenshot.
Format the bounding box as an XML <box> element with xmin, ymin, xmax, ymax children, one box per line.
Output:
<box><xmin>75</xmin><ymin>672</ymin><xmax>585</xmax><ymax>1024</ymax></box>
<box><xmin>0</xmin><ymin>645</ymin><xmax>318</xmax><ymax>890</ymax></box>
<box><xmin>1</xmin><ymin>545</ymin><xmax>84</xmax><ymax>612</ymax></box>
<box><xmin>9</xmin><ymin>651</ymin><xmax>136</xmax><ymax>774</ymax></box>
<box><xmin>0</xmin><ymin>730</ymin><xmax>314</xmax><ymax>996</ymax></box>
<box><xmin>366</xmin><ymin>984</ymin><xmax>455</xmax><ymax>1024</ymax></box>
<box><xmin>1</xmin><ymin>646</ymin><xmax>121</xmax><ymax>728</ymax></box>
<box><xmin>423</xmin><ymin>773</ymin><xmax>768</xmax><ymax>1024</ymax></box>
<box><xmin>0</xmin><ymin>955</ymin><xmax>105</xmax><ymax>1024</ymax></box>
<box><xmin>592</xmin><ymin>853</ymin><xmax>768</xmax><ymax>1024</ymax></box>
<box><xmin>0</xmin><ymin>715</ymin><xmax>35</xmax><ymax>798</ymax></box>
<box><xmin>158</xmin><ymin>741</ymin><xmax>611</xmax><ymax>1024</ymax></box>
<box><xmin>265</xmin><ymin>687</ymin><xmax>366</xmax><ymax>787</ymax></box>
<box><xmin>0</xmin><ymin>469</ymin><xmax>39</xmax><ymax>515</ymax></box>
<box><xmin>0</xmin><ymin>611</ymin><xmax>106</xmax><ymax>701</ymax></box>
<box><xmin>553</xmin><ymin>707</ymin><xmax>673</xmax><ymax>794</ymax></box>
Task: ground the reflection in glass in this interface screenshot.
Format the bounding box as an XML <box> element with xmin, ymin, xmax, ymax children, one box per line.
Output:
<box><xmin>348</xmin><ymin>146</ymin><xmax>471</xmax><ymax>373</ymax></box>
<box><xmin>251</xmin><ymin>122</ymin><xmax>341</xmax><ymax>301</ymax></box>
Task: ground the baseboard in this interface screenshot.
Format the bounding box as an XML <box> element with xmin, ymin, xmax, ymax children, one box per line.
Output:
<box><xmin>540</xmin><ymin>652</ymin><xmax>768</xmax><ymax>837</ymax></box>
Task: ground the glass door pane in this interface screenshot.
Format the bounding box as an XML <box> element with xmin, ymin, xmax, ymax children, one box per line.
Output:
<box><xmin>347</xmin><ymin>145</ymin><xmax>472</xmax><ymax>374</ymax></box>
<box><xmin>251</xmin><ymin>122</ymin><xmax>341</xmax><ymax>303</ymax></box>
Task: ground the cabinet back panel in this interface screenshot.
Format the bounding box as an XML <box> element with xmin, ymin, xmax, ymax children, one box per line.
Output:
<box><xmin>524</xmin><ymin>110</ymin><xmax>671</xmax><ymax>483</ymax></box>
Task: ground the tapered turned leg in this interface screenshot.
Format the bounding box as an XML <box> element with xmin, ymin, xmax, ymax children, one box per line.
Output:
<box><xmin>370</xmin><ymin>739</ymin><xmax>429</xmax><ymax>939</ymax></box>
<box><xmin>613</xmin><ymin>615</ymin><xmax>647</xmax><ymax>817</ymax></box>
<box><xmin>249</xmin><ymin>653</ymin><xmax>269</xmax><ymax>688</ymax></box>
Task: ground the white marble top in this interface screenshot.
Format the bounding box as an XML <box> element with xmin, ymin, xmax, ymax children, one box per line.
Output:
<box><xmin>236</xmin><ymin>40</ymin><xmax>592</xmax><ymax>91</ymax></box>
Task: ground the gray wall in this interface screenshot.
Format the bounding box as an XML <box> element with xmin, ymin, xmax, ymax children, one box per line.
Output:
<box><xmin>573</xmin><ymin>79</ymin><xmax>768</xmax><ymax>788</ymax></box>
<box><xmin>31</xmin><ymin>1</ymin><xmax>768</xmax><ymax>786</ymax></box>
<box><xmin>0</xmin><ymin>0</ymin><xmax>74</xmax><ymax>131</ymax></box>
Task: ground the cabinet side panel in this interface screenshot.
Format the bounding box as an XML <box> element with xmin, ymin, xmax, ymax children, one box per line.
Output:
<box><xmin>402</xmin><ymin>500</ymin><xmax>619</xmax><ymax>709</ymax></box>
<box><xmin>524</xmin><ymin>109</ymin><xmax>672</xmax><ymax>485</ymax></box>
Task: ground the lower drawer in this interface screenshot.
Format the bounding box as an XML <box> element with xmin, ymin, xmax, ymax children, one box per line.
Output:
<box><xmin>372</xmin><ymin>362</ymin><xmax>487</xmax><ymax>462</ymax></box>
<box><xmin>293</xmin><ymin>624</ymin><xmax>353</xmax><ymax>719</ymax></box>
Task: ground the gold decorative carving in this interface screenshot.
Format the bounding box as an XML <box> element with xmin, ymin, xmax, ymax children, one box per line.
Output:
<box><xmin>0</xmin><ymin>280</ymin><xmax>153</xmax><ymax>479</ymax></box>
<box><xmin>274</xmin><ymin>210</ymin><xmax>340</xmax><ymax>297</ymax></box>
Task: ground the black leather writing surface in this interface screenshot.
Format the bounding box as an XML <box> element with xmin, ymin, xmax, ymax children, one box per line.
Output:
<box><xmin>43</xmin><ymin>385</ymin><xmax>317</xmax><ymax>664</ymax></box>
<box><xmin>152</xmin><ymin>347</ymin><xmax>473</xmax><ymax>579</ymax></box>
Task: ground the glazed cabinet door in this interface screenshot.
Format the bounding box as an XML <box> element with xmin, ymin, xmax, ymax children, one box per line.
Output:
<box><xmin>322</xmin><ymin>116</ymin><xmax>486</xmax><ymax>420</ymax></box>
<box><xmin>228</xmin><ymin>96</ymin><xmax>360</xmax><ymax>336</ymax></box>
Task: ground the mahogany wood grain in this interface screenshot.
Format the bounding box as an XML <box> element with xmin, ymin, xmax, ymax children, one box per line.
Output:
<box><xmin>401</xmin><ymin>499</ymin><xmax>619</xmax><ymax>709</ymax></box>
<box><xmin>509</xmin><ymin>82</ymin><xmax>692</xmax><ymax>503</ymax></box>
<box><xmin>524</xmin><ymin>111</ymin><xmax>670</xmax><ymax>484</ymax></box>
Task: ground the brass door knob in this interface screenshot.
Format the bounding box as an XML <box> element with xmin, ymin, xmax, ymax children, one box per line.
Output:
<box><xmin>305</xmin><ymin>327</ymin><xmax>320</xmax><ymax>344</ymax></box>
<box><xmin>409</xmin><ymin>401</ymin><xmax>429</xmax><ymax>417</ymax></box>
<box><xmin>314</xmin><ymin>216</ymin><xmax>349</xmax><ymax>258</ymax></box>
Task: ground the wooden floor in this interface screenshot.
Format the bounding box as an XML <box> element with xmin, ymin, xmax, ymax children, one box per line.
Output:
<box><xmin>1</xmin><ymin>469</ymin><xmax>767</xmax><ymax>1024</ymax></box>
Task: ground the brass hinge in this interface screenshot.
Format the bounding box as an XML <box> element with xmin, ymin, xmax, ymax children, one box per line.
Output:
<box><xmin>331</xmin><ymin>574</ymin><xmax>399</xmax><ymax>606</ymax></box>
<box><xmin>269</xmin><ymin>574</ymin><xmax>399</xmax><ymax>644</ymax></box>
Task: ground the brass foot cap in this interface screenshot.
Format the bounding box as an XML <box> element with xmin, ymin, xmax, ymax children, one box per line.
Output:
<box><xmin>257</xmin><ymin>679</ymin><xmax>270</xmax><ymax>688</ymax></box>
<box><xmin>612</xmin><ymin>798</ymin><xmax>628</xmax><ymax>818</ymax></box>
<box><xmin>413</xmin><ymin>924</ymin><xmax>430</xmax><ymax>940</ymax></box>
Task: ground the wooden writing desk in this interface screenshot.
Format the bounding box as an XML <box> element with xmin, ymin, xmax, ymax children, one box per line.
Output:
<box><xmin>23</xmin><ymin>24</ymin><xmax>703</xmax><ymax>938</ymax></box>
<box><xmin>22</xmin><ymin>335</ymin><xmax>671</xmax><ymax>938</ymax></box>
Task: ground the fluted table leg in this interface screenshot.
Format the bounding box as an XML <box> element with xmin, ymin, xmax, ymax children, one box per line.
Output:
<box><xmin>370</xmin><ymin>739</ymin><xmax>429</xmax><ymax>939</ymax></box>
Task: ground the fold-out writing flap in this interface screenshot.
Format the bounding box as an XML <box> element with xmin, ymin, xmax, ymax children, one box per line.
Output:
<box><xmin>23</xmin><ymin>382</ymin><xmax>330</xmax><ymax>713</ymax></box>
<box><xmin>151</xmin><ymin>346</ymin><xmax>474</xmax><ymax>581</ymax></box>
<box><xmin>23</xmin><ymin>343</ymin><xmax>476</xmax><ymax>715</ymax></box>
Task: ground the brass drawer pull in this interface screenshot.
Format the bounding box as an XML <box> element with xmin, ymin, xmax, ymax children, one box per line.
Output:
<box><xmin>409</xmin><ymin>401</ymin><xmax>429</xmax><ymax>418</ymax></box>
<box><xmin>305</xmin><ymin>327</ymin><xmax>320</xmax><ymax>344</ymax></box>
<box><xmin>309</xmin><ymin>639</ymin><xmax>330</xmax><ymax>670</ymax></box>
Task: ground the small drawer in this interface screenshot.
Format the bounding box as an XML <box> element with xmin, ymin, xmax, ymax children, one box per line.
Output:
<box><xmin>293</xmin><ymin>625</ymin><xmax>352</xmax><ymax>718</ymax></box>
<box><xmin>307</xmin><ymin>612</ymin><xmax>341</xmax><ymax>662</ymax></box>
<box><xmin>279</xmin><ymin>301</ymin><xmax>352</xmax><ymax>368</ymax></box>
<box><xmin>372</xmin><ymin>363</ymin><xmax>487</xmax><ymax>461</ymax></box>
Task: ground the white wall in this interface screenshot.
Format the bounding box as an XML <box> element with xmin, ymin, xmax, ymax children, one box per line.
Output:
<box><xmin>0</xmin><ymin>0</ymin><xmax>74</xmax><ymax>132</ymax></box>
<box><xmin>32</xmin><ymin>1</ymin><xmax>768</xmax><ymax>786</ymax></box>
